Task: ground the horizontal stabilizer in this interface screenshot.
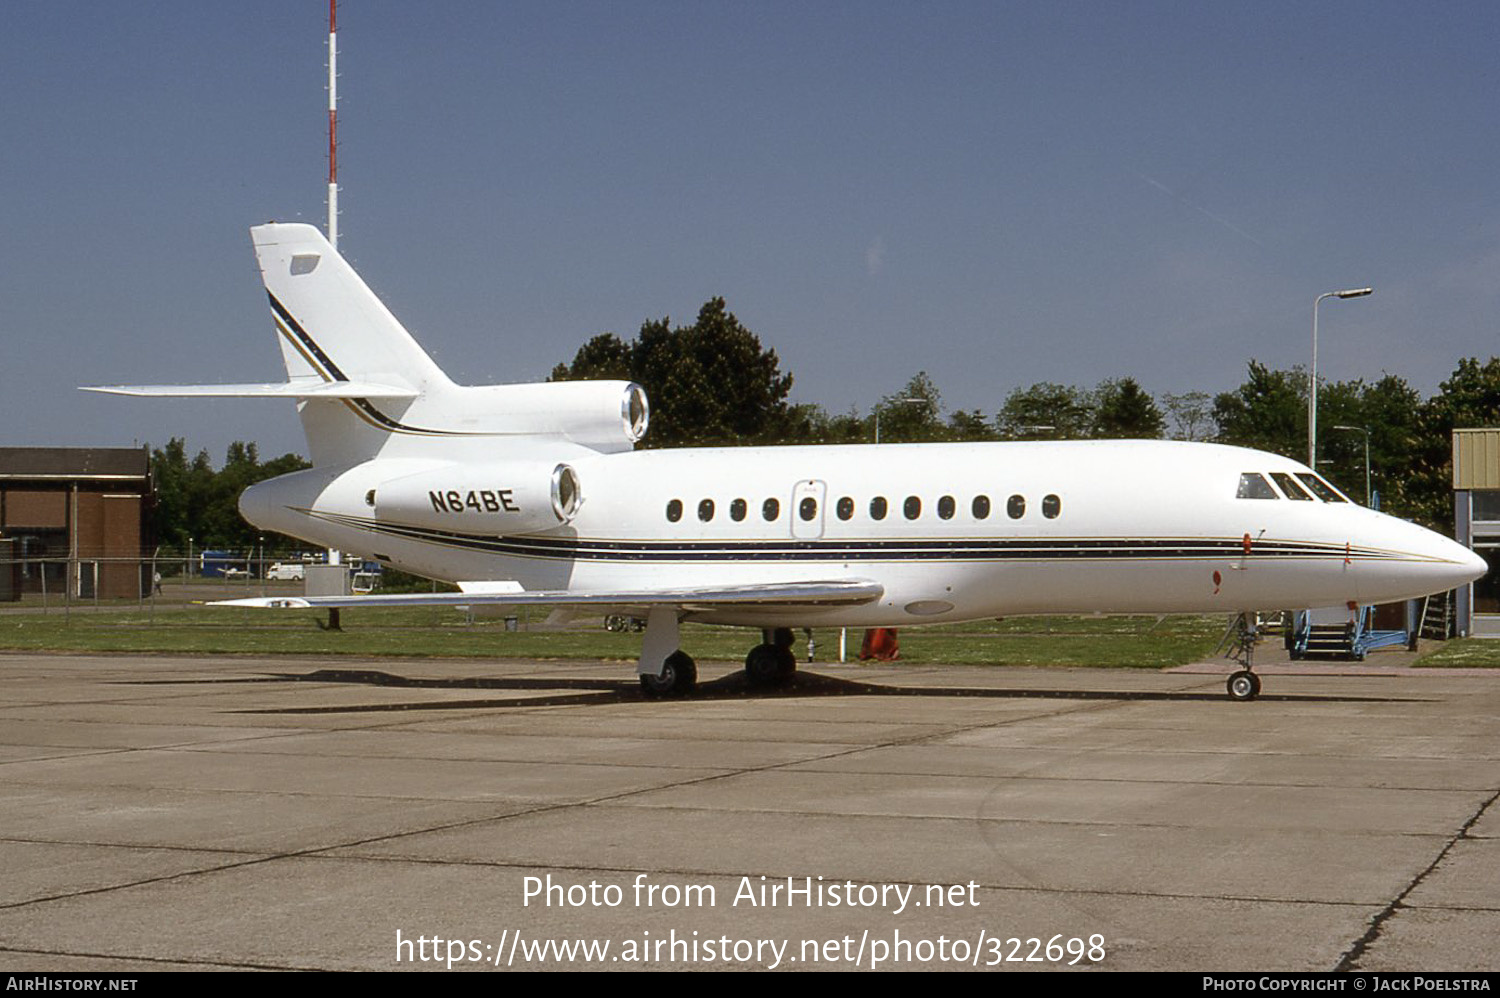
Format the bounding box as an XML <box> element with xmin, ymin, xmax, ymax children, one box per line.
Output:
<box><xmin>81</xmin><ymin>381</ymin><xmax>420</xmax><ymax>400</ymax></box>
<box><xmin>209</xmin><ymin>580</ymin><xmax>884</xmax><ymax>612</ymax></box>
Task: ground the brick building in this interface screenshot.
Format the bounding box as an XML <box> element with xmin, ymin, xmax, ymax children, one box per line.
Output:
<box><xmin>0</xmin><ymin>447</ymin><xmax>153</xmax><ymax>599</ymax></box>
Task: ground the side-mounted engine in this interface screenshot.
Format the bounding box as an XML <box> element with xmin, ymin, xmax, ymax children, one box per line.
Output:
<box><xmin>373</xmin><ymin>460</ymin><xmax>583</xmax><ymax>535</ymax></box>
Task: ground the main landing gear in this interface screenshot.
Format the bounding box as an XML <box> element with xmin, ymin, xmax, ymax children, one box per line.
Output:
<box><xmin>744</xmin><ymin>628</ymin><xmax>798</xmax><ymax>687</ymax></box>
<box><xmin>637</xmin><ymin>607</ymin><xmax>698</xmax><ymax>697</ymax></box>
<box><xmin>636</xmin><ymin>615</ymin><xmax>801</xmax><ymax>698</ymax></box>
<box><xmin>639</xmin><ymin>650</ymin><xmax>698</xmax><ymax>697</ymax></box>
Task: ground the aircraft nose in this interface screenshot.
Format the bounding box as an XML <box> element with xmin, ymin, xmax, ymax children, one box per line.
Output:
<box><xmin>1458</xmin><ymin>544</ymin><xmax>1489</xmax><ymax>586</ymax></box>
<box><xmin>1417</xmin><ymin>529</ymin><xmax>1487</xmax><ymax>593</ymax></box>
<box><xmin>1361</xmin><ymin>517</ymin><xmax>1488</xmax><ymax>603</ymax></box>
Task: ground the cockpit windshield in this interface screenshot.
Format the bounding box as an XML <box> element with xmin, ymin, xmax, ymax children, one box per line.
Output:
<box><xmin>1237</xmin><ymin>470</ymin><xmax>1351</xmax><ymax>503</ymax></box>
<box><xmin>1236</xmin><ymin>473</ymin><xmax>1278</xmax><ymax>499</ymax></box>
<box><xmin>1271</xmin><ymin>472</ymin><xmax>1313</xmax><ymax>500</ymax></box>
<box><xmin>1294</xmin><ymin>473</ymin><xmax>1349</xmax><ymax>503</ymax></box>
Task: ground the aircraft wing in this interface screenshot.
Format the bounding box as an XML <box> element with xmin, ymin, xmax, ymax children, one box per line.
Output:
<box><xmin>81</xmin><ymin>381</ymin><xmax>419</xmax><ymax>400</ymax></box>
<box><xmin>208</xmin><ymin>580</ymin><xmax>884</xmax><ymax>613</ymax></box>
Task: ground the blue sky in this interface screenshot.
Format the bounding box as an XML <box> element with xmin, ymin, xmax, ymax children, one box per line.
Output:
<box><xmin>3</xmin><ymin>1</ymin><xmax>1496</xmax><ymax>462</ymax></box>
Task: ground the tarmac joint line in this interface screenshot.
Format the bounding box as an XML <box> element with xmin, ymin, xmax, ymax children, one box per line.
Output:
<box><xmin>1333</xmin><ymin>787</ymin><xmax>1500</xmax><ymax>971</ymax></box>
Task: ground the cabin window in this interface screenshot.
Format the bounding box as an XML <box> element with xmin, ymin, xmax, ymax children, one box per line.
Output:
<box><xmin>698</xmin><ymin>498</ymin><xmax>715</xmax><ymax>522</ymax></box>
<box><xmin>730</xmin><ymin>498</ymin><xmax>747</xmax><ymax>521</ymax></box>
<box><xmin>904</xmin><ymin>496</ymin><xmax>921</xmax><ymax>520</ymax></box>
<box><xmin>1295</xmin><ymin>473</ymin><xmax>1348</xmax><ymax>503</ymax></box>
<box><xmin>1042</xmin><ymin>494</ymin><xmax>1061</xmax><ymax>518</ymax></box>
<box><xmin>972</xmin><ymin>495</ymin><xmax>991</xmax><ymax>519</ymax></box>
<box><xmin>836</xmin><ymin>496</ymin><xmax>854</xmax><ymax>520</ymax></box>
<box><xmin>1271</xmin><ymin>473</ymin><xmax>1313</xmax><ymax>501</ymax></box>
<box><xmin>1007</xmin><ymin>494</ymin><xmax>1026</xmax><ymax>519</ymax></box>
<box><xmin>762</xmin><ymin>497</ymin><xmax>781</xmax><ymax>521</ymax></box>
<box><xmin>870</xmin><ymin>496</ymin><xmax>888</xmax><ymax>521</ymax></box>
<box><xmin>937</xmin><ymin>495</ymin><xmax>956</xmax><ymax>520</ymax></box>
<box><xmin>1236</xmin><ymin>473</ymin><xmax>1279</xmax><ymax>500</ymax></box>
<box><xmin>666</xmin><ymin>499</ymin><xmax>683</xmax><ymax>522</ymax></box>
<box><xmin>799</xmin><ymin>497</ymin><xmax>818</xmax><ymax>521</ymax></box>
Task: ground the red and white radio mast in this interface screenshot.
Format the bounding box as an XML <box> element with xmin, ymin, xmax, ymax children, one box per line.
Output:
<box><xmin>325</xmin><ymin>0</ymin><xmax>342</xmax><ymax>579</ymax></box>
<box><xmin>327</xmin><ymin>0</ymin><xmax>339</xmax><ymax>249</ymax></box>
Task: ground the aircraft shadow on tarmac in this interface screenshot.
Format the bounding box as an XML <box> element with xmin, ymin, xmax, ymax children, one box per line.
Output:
<box><xmin>125</xmin><ymin>668</ymin><xmax>1421</xmax><ymax>714</ymax></box>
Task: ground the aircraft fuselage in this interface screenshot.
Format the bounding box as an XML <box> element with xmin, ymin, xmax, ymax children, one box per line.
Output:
<box><xmin>241</xmin><ymin>437</ymin><xmax>1481</xmax><ymax>628</ymax></box>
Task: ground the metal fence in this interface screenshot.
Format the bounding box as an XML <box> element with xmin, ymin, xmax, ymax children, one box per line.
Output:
<box><xmin>0</xmin><ymin>551</ymin><xmax>331</xmax><ymax>610</ymax></box>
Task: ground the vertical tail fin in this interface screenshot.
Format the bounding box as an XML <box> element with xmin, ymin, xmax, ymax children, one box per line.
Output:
<box><xmin>251</xmin><ymin>222</ymin><xmax>454</xmax><ymax>465</ymax></box>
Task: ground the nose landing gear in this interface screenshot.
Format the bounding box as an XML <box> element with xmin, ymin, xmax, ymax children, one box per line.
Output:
<box><xmin>1218</xmin><ymin>612</ymin><xmax>1262</xmax><ymax>702</ymax></box>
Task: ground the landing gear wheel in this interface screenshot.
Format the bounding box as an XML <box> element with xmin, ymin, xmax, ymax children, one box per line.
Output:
<box><xmin>1226</xmin><ymin>670</ymin><xmax>1260</xmax><ymax>702</ymax></box>
<box><xmin>640</xmin><ymin>651</ymin><xmax>697</xmax><ymax>697</ymax></box>
<box><xmin>745</xmin><ymin>643</ymin><xmax>797</xmax><ymax>686</ymax></box>
<box><xmin>775</xmin><ymin>645</ymin><xmax>797</xmax><ymax>680</ymax></box>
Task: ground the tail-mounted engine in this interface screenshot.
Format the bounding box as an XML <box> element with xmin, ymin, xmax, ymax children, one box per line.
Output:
<box><xmin>451</xmin><ymin>380</ymin><xmax>649</xmax><ymax>453</ymax></box>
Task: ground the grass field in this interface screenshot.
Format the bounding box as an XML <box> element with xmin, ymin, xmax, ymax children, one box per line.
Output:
<box><xmin>1409</xmin><ymin>638</ymin><xmax>1500</xmax><ymax>668</ymax></box>
<box><xmin>3</xmin><ymin>592</ymin><xmax>1493</xmax><ymax>667</ymax></box>
<box><xmin>0</xmin><ymin>601</ymin><xmax>1229</xmax><ymax>668</ymax></box>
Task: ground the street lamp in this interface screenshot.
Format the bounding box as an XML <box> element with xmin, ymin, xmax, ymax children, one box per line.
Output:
<box><xmin>1332</xmin><ymin>425</ymin><xmax>1372</xmax><ymax>506</ymax></box>
<box><xmin>1309</xmin><ymin>287</ymin><xmax>1373</xmax><ymax>467</ymax></box>
<box><xmin>874</xmin><ymin>396</ymin><xmax>927</xmax><ymax>444</ymax></box>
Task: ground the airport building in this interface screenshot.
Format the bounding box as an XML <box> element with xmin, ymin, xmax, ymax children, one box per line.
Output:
<box><xmin>1452</xmin><ymin>429</ymin><xmax>1500</xmax><ymax>636</ymax></box>
<box><xmin>0</xmin><ymin>447</ymin><xmax>153</xmax><ymax>600</ymax></box>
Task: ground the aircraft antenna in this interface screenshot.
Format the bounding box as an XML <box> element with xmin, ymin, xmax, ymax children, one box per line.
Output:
<box><xmin>327</xmin><ymin>0</ymin><xmax>339</xmax><ymax>249</ymax></box>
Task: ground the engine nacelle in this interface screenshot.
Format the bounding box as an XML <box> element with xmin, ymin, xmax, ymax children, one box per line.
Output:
<box><xmin>373</xmin><ymin>461</ymin><xmax>582</xmax><ymax>534</ymax></box>
<box><xmin>449</xmin><ymin>380</ymin><xmax>648</xmax><ymax>452</ymax></box>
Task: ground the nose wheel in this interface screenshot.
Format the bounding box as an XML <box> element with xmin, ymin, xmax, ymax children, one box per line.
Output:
<box><xmin>1226</xmin><ymin>669</ymin><xmax>1261</xmax><ymax>701</ymax></box>
<box><xmin>1216</xmin><ymin>612</ymin><xmax>1264</xmax><ymax>701</ymax></box>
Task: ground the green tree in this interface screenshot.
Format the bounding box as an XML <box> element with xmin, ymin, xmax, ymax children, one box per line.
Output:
<box><xmin>995</xmin><ymin>383</ymin><xmax>1094</xmax><ymax>439</ymax></box>
<box><xmin>1404</xmin><ymin>358</ymin><xmax>1500</xmax><ymax>530</ymax></box>
<box><xmin>873</xmin><ymin>372</ymin><xmax>944</xmax><ymax>443</ymax></box>
<box><xmin>1162</xmin><ymin>390</ymin><xmax>1214</xmax><ymax>442</ymax></box>
<box><xmin>946</xmin><ymin>409</ymin><xmax>993</xmax><ymax>442</ymax></box>
<box><xmin>547</xmin><ymin>333</ymin><xmax>632</xmax><ymax>383</ymax></box>
<box><xmin>781</xmin><ymin>404</ymin><xmax>867</xmax><ymax>444</ymax></box>
<box><xmin>1092</xmin><ymin>378</ymin><xmax>1165</xmax><ymax>439</ymax></box>
<box><xmin>1319</xmin><ymin>374</ymin><xmax>1422</xmax><ymax>515</ymax></box>
<box><xmin>148</xmin><ymin>438</ymin><xmax>214</xmax><ymax>552</ymax></box>
<box><xmin>552</xmin><ymin>298</ymin><xmax>795</xmax><ymax>446</ymax></box>
<box><xmin>149</xmin><ymin>439</ymin><xmax>311</xmax><ymax>553</ymax></box>
<box><xmin>1212</xmin><ymin>361</ymin><xmax>1306</xmax><ymax>458</ymax></box>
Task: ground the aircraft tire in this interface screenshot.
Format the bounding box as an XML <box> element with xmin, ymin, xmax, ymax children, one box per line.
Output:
<box><xmin>641</xmin><ymin>651</ymin><xmax>697</xmax><ymax>697</ymax></box>
<box><xmin>1226</xmin><ymin>670</ymin><xmax>1260</xmax><ymax>702</ymax></box>
<box><xmin>774</xmin><ymin>644</ymin><xmax>797</xmax><ymax>680</ymax></box>
<box><xmin>745</xmin><ymin>644</ymin><xmax>787</xmax><ymax>686</ymax></box>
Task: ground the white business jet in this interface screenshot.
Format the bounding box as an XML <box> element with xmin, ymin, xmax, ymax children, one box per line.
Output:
<box><xmin>89</xmin><ymin>223</ymin><xmax>1485</xmax><ymax>700</ymax></box>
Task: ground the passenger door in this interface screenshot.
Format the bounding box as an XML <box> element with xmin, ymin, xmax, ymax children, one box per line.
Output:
<box><xmin>790</xmin><ymin>479</ymin><xmax>827</xmax><ymax>539</ymax></box>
